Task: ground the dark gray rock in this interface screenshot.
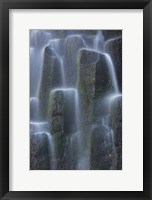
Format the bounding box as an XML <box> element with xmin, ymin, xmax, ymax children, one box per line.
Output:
<box><xmin>39</xmin><ymin>46</ymin><xmax>62</xmax><ymax>119</ymax></box>
<box><xmin>30</xmin><ymin>133</ymin><xmax>50</xmax><ymax>170</ymax></box>
<box><xmin>91</xmin><ymin>126</ymin><xmax>116</xmax><ymax>170</ymax></box>
<box><xmin>105</xmin><ymin>37</ymin><xmax>122</xmax><ymax>92</ymax></box>
<box><xmin>47</xmin><ymin>89</ymin><xmax>77</xmax><ymax>169</ymax></box>
<box><xmin>77</xmin><ymin>49</ymin><xmax>97</xmax><ymax>151</ymax></box>
<box><xmin>77</xmin><ymin>48</ymin><xmax>119</xmax><ymax>170</ymax></box>
<box><xmin>77</xmin><ymin>49</ymin><xmax>114</xmax><ymax>153</ymax></box>
<box><xmin>109</xmin><ymin>95</ymin><xmax>122</xmax><ymax>169</ymax></box>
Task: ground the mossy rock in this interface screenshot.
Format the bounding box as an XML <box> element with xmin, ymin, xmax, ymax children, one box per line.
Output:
<box><xmin>110</xmin><ymin>95</ymin><xmax>122</xmax><ymax>169</ymax></box>
<box><xmin>47</xmin><ymin>89</ymin><xmax>78</xmax><ymax>169</ymax></box>
<box><xmin>105</xmin><ymin>37</ymin><xmax>122</xmax><ymax>92</ymax></box>
<box><xmin>77</xmin><ymin>49</ymin><xmax>114</xmax><ymax>127</ymax></box>
<box><xmin>39</xmin><ymin>46</ymin><xmax>62</xmax><ymax>119</ymax></box>
<box><xmin>47</xmin><ymin>90</ymin><xmax>64</xmax><ymax>135</ymax></box>
<box><xmin>30</xmin><ymin>133</ymin><xmax>50</xmax><ymax>170</ymax></box>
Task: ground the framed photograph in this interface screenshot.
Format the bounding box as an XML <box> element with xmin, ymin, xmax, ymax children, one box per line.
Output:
<box><xmin>0</xmin><ymin>0</ymin><xmax>151</xmax><ymax>199</ymax></box>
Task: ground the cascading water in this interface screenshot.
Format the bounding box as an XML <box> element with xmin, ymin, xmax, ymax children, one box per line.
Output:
<box><xmin>30</xmin><ymin>97</ymin><xmax>40</xmax><ymax>121</ymax></box>
<box><xmin>30</xmin><ymin>30</ymin><xmax>122</xmax><ymax>170</ymax></box>
<box><xmin>94</xmin><ymin>30</ymin><xmax>105</xmax><ymax>51</ymax></box>
<box><xmin>30</xmin><ymin>30</ymin><xmax>56</xmax><ymax>170</ymax></box>
<box><xmin>104</xmin><ymin>53</ymin><xmax>119</xmax><ymax>94</ymax></box>
<box><xmin>52</xmin><ymin>50</ymin><xmax>66</xmax><ymax>86</ymax></box>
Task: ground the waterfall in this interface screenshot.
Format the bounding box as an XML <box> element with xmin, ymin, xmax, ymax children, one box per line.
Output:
<box><xmin>92</xmin><ymin>31</ymin><xmax>121</xmax><ymax>169</ymax></box>
<box><xmin>94</xmin><ymin>30</ymin><xmax>105</xmax><ymax>51</ymax></box>
<box><xmin>33</xmin><ymin>132</ymin><xmax>56</xmax><ymax>170</ymax></box>
<box><xmin>30</xmin><ymin>121</ymin><xmax>56</xmax><ymax>169</ymax></box>
<box><xmin>30</xmin><ymin>97</ymin><xmax>40</xmax><ymax>121</ymax></box>
<box><xmin>30</xmin><ymin>30</ymin><xmax>122</xmax><ymax>170</ymax></box>
<box><xmin>103</xmin><ymin>93</ymin><xmax>122</xmax><ymax>169</ymax></box>
<box><xmin>52</xmin><ymin>50</ymin><xmax>66</xmax><ymax>87</ymax></box>
<box><xmin>30</xmin><ymin>30</ymin><xmax>52</xmax><ymax>97</ymax></box>
<box><xmin>104</xmin><ymin>53</ymin><xmax>119</xmax><ymax>94</ymax></box>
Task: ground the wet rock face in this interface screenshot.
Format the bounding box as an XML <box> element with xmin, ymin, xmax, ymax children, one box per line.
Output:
<box><xmin>39</xmin><ymin>46</ymin><xmax>62</xmax><ymax>119</ymax></box>
<box><xmin>110</xmin><ymin>96</ymin><xmax>122</xmax><ymax>169</ymax></box>
<box><xmin>95</xmin><ymin>54</ymin><xmax>114</xmax><ymax>97</ymax></box>
<box><xmin>47</xmin><ymin>90</ymin><xmax>77</xmax><ymax>135</ymax></box>
<box><xmin>64</xmin><ymin>36</ymin><xmax>86</xmax><ymax>87</ymax></box>
<box><xmin>30</xmin><ymin>30</ymin><xmax>122</xmax><ymax>170</ymax></box>
<box><xmin>77</xmin><ymin>49</ymin><xmax>114</xmax><ymax>147</ymax></box>
<box><xmin>105</xmin><ymin>37</ymin><xmax>122</xmax><ymax>92</ymax></box>
<box><xmin>30</xmin><ymin>133</ymin><xmax>50</xmax><ymax>170</ymax></box>
<box><xmin>77</xmin><ymin>49</ymin><xmax>97</xmax><ymax>140</ymax></box>
<box><xmin>47</xmin><ymin>90</ymin><xmax>77</xmax><ymax>169</ymax></box>
<box><xmin>47</xmin><ymin>91</ymin><xmax>64</xmax><ymax>135</ymax></box>
<box><xmin>91</xmin><ymin>127</ymin><xmax>116</xmax><ymax>170</ymax></box>
<box><xmin>77</xmin><ymin>49</ymin><xmax>118</xmax><ymax>170</ymax></box>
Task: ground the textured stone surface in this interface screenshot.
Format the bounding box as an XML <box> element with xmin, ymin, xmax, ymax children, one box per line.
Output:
<box><xmin>47</xmin><ymin>90</ymin><xmax>77</xmax><ymax>169</ymax></box>
<box><xmin>105</xmin><ymin>37</ymin><xmax>122</xmax><ymax>92</ymax></box>
<box><xmin>77</xmin><ymin>49</ymin><xmax>97</xmax><ymax>150</ymax></box>
<box><xmin>110</xmin><ymin>96</ymin><xmax>122</xmax><ymax>169</ymax></box>
<box><xmin>91</xmin><ymin>126</ymin><xmax>116</xmax><ymax>170</ymax></box>
<box><xmin>77</xmin><ymin>49</ymin><xmax>119</xmax><ymax>170</ymax></box>
<box><xmin>30</xmin><ymin>133</ymin><xmax>50</xmax><ymax>170</ymax></box>
<box><xmin>39</xmin><ymin>46</ymin><xmax>62</xmax><ymax>119</ymax></box>
<box><xmin>30</xmin><ymin>30</ymin><xmax>122</xmax><ymax>170</ymax></box>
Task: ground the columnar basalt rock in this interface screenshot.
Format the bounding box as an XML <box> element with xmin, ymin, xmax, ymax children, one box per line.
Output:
<box><xmin>39</xmin><ymin>46</ymin><xmax>62</xmax><ymax>119</ymax></box>
<box><xmin>47</xmin><ymin>89</ymin><xmax>77</xmax><ymax>169</ymax></box>
<box><xmin>30</xmin><ymin>30</ymin><xmax>122</xmax><ymax>170</ymax></box>
<box><xmin>30</xmin><ymin>133</ymin><xmax>50</xmax><ymax>170</ymax></box>
<box><xmin>77</xmin><ymin>48</ymin><xmax>116</xmax><ymax>169</ymax></box>
<box><xmin>105</xmin><ymin>37</ymin><xmax>122</xmax><ymax>92</ymax></box>
<box><xmin>77</xmin><ymin>49</ymin><xmax>97</xmax><ymax>148</ymax></box>
<box><xmin>77</xmin><ymin>49</ymin><xmax>113</xmax><ymax>167</ymax></box>
<box><xmin>64</xmin><ymin>35</ymin><xmax>86</xmax><ymax>87</ymax></box>
<box><xmin>109</xmin><ymin>96</ymin><xmax>122</xmax><ymax>169</ymax></box>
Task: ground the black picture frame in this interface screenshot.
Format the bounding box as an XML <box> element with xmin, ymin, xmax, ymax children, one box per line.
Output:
<box><xmin>0</xmin><ymin>0</ymin><xmax>151</xmax><ymax>199</ymax></box>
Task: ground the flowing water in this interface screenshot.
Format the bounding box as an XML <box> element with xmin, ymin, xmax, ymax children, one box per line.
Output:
<box><xmin>30</xmin><ymin>30</ymin><xmax>122</xmax><ymax>170</ymax></box>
